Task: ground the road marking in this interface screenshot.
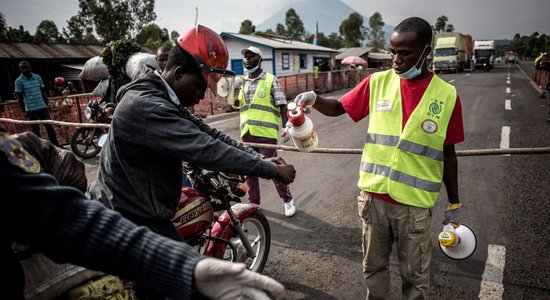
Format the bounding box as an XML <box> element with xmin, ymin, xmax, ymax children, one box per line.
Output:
<box><xmin>478</xmin><ymin>244</ymin><xmax>506</xmax><ymax>299</ymax></box>
<box><xmin>449</xmin><ymin>79</ymin><xmax>455</xmax><ymax>83</ymax></box>
<box><xmin>466</xmin><ymin>74</ymin><xmax>471</xmax><ymax>77</ymax></box>
<box><xmin>505</xmin><ymin>100</ymin><xmax>511</xmax><ymax>110</ymax></box>
<box><xmin>507</xmin><ymin>80</ymin><xmax>510</xmax><ymax>85</ymax></box>
<box><xmin>506</xmin><ymin>87</ymin><xmax>511</xmax><ymax>94</ymax></box>
<box><xmin>500</xmin><ymin>126</ymin><xmax>510</xmax><ymax>157</ymax></box>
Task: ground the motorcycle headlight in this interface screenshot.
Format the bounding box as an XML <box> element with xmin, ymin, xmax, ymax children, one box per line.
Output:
<box><xmin>84</xmin><ymin>107</ymin><xmax>92</xmax><ymax>120</ymax></box>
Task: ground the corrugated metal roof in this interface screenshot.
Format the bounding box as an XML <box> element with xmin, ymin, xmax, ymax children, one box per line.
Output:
<box><xmin>335</xmin><ymin>47</ymin><xmax>372</xmax><ymax>60</ymax></box>
<box><xmin>368</xmin><ymin>52</ymin><xmax>392</xmax><ymax>60</ymax></box>
<box><xmin>221</xmin><ymin>33</ymin><xmax>338</xmax><ymax>53</ymax></box>
<box><xmin>0</xmin><ymin>42</ymin><xmax>103</xmax><ymax>59</ymax></box>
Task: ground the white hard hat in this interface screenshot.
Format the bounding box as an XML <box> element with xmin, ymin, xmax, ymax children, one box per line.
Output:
<box><xmin>240</xmin><ymin>46</ymin><xmax>263</xmax><ymax>58</ymax></box>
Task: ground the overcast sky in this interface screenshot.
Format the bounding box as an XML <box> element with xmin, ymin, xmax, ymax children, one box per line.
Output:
<box><xmin>2</xmin><ymin>0</ymin><xmax>549</xmax><ymax>40</ymax></box>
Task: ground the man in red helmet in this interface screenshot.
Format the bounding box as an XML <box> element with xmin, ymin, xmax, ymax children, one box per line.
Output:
<box><xmin>88</xmin><ymin>24</ymin><xmax>295</xmax><ymax>240</ymax></box>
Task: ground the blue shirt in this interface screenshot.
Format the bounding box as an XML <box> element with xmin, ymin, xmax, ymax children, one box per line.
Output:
<box><xmin>15</xmin><ymin>73</ymin><xmax>47</xmax><ymax>112</ymax></box>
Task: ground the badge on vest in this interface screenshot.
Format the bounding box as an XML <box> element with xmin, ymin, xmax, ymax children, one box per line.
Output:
<box><xmin>0</xmin><ymin>133</ymin><xmax>41</xmax><ymax>173</ymax></box>
<box><xmin>421</xmin><ymin>119</ymin><xmax>438</xmax><ymax>134</ymax></box>
<box><xmin>258</xmin><ymin>91</ymin><xmax>266</xmax><ymax>98</ymax></box>
<box><xmin>376</xmin><ymin>100</ymin><xmax>392</xmax><ymax>111</ymax></box>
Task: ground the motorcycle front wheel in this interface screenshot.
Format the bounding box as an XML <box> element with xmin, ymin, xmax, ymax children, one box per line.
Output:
<box><xmin>227</xmin><ymin>210</ymin><xmax>271</xmax><ymax>273</ymax></box>
<box><xmin>70</xmin><ymin>128</ymin><xmax>103</xmax><ymax>159</ymax></box>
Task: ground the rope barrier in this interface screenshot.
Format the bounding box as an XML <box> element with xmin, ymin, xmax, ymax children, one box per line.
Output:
<box><xmin>2</xmin><ymin>118</ymin><xmax>549</xmax><ymax>156</ymax></box>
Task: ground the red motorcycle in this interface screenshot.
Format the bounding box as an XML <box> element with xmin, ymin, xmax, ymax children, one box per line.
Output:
<box><xmin>70</xmin><ymin>101</ymin><xmax>114</xmax><ymax>159</ymax></box>
<box><xmin>173</xmin><ymin>164</ymin><xmax>271</xmax><ymax>273</ymax></box>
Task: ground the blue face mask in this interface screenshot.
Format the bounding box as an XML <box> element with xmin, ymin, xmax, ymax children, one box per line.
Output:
<box><xmin>397</xmin><ymin>45</ymin><xmax>429</xmax><ymax>80</ymax></box>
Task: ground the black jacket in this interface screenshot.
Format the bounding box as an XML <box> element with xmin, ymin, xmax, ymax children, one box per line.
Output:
<box><xmin>88</xmin><ymin>66</ymin><xmax>276</xmax><ymax>225</ymax></box>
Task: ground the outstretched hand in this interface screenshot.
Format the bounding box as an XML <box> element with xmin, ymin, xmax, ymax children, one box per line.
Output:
<box><xmin>194</xmin><ymin>258</ymin><xmax>285</xmax><ymax>300</ymax></box>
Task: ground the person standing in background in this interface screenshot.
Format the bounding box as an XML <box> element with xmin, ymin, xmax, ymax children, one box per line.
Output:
<box><xmin>15</xmin><ymin>61</ymin><xmax>59</xmax><ymax>146</ymax></box>
<box><xmin>535</xmin><ymin>52</ymin><xmax>550</xmax><ymax>121</ymax></box>
<box><xmin>235</xmin><ymin>46</ymin><xmax>297</xmax><ymax>217</ymax></box>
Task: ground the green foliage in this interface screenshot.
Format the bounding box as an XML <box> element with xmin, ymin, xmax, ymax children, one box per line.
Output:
<box><xmin>339</xmin><ymin>12</ymin><xmax>364</xmax><ymax>47</ymax></box>
<box><xmin>100</xmin><ymin>38</ymin><xmax>141</xmax><ymax>69</ymax></box>
<box><xmin>365</xmin><ymin>12</ymin><xmax>385</xmax><ymax>51</ymax></box>
<box><xmin>0</xmin><ymin>12</ymin><xmax>7</xmax><ymax>41</ymax></box>
<box><xmin>285</xmin><ymin>8</ymin><xmax>304</xmax><ymax>41</ymax></box>
<box><xmin>276</xmin><ymin>23</ymin><xmax>287</xmax><ymax>36</ymax></box>
<box><xmin>510</xmin><ymin>32</ymin><xmax>550</xmax><ymax>59</ymax></box>
<box><xmin>135</xmin><ymin>23</ymin><xmax>170</xmax><ymax>49</ymax></box>
<box><xmin>433</xmin><ymin>16</ymin><xmax>448</xmax><ymax>33</ymax></box>
<box><xmin>239</xmin><ymin>20</ymin><xmax>255</xmax><ymax>35</ymax></box>
<box><xmin>34</xmin><ymin>20</ymin><xmax>64</xmax><ymax>43</ymax></box>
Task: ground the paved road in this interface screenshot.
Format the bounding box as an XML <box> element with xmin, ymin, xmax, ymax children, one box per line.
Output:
<box><xmin>80</xmin><ymin>64</ymin><xmax>550</xmax><ymax>299</ymax></box>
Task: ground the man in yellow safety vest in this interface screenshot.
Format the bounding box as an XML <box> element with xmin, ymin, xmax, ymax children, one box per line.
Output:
<box><xmin>235</xmin><ymin>46</ymin><xmax>296</xmax><ymax>217</ymax></box>
<box><xmin>294</xmin><ymin>17</ymin><xmax>465</xmax><ymax>299</ymax></box>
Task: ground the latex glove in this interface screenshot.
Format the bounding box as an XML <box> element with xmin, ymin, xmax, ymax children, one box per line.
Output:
<box><xmin>194</xmin><ymin>258</ymin><xmax>284</xmax><ymax>300</ymax></box>
<box><xmin>442</xmin><ymin>203</ymin><xmax>461</xmax><ymax>226</ymax></box>
<box><xmin>280</xmin><ymin>135</ymin><xmax>291</xmax><ymax>144</ymax></box>
<box><xmin>234</xmin><ymin>77</ymin><xmax>244</xmax><ymax>89</ymax></box>
<box><xmin>294</xmin><ymin>91</ymin><xmax>317</xmax><ymax>112</ymax></box>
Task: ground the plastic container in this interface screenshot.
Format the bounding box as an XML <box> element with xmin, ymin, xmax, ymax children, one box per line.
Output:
<box><xmin>285</xmin><ymin>102</ymin><xmax>318</xmax><ymax>152</ymax></box>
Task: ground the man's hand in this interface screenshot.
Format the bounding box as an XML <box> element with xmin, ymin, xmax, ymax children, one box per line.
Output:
<box><xmin>442</xmin><ymin>203</ymin><xmax>461</xmax><ymax>226</ymax></box>
<box><xmin>265</xmin><ymin>156</ymin><xmax>287</xmax><ymax>165</ymax></box>
<box><xmin>294</xmin><ymin>91</ymin><xmax>317</xmax><ymax>112</ymax></box>
<box><xmin>234</xmin><ymin>77</ymin><xmax>244</xmax><ymax>89</ymax></box>
<box><xmin>274</xmin><ymin>164</ymin><xmax>296</xmax><ymax>185</ymax></box>
<box><xmin>194</xmin><ymin>258</ymin><xmax>284</xmax><ymax>300</ymax></box>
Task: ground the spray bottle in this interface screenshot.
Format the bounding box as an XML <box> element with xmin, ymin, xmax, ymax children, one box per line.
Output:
<box><xmin>281</xmin><ymin>102</ymin><xmax>318</xmax><ymax>152</ymax></box>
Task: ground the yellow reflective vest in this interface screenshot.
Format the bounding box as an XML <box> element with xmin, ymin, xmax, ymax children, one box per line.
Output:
<box><xmin>358</xmin><ymin>70</ymin><xmax>457</xmax><ymax>208</ymax></box>
<box><xmin>238</xmin><ymin>73</ymin><xmax>281</xmax><ymax>139</ymax></box>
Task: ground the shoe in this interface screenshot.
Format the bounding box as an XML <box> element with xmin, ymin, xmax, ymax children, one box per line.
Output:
<box><xmin>284</xmin><ymin>199</ymin><xmax>296</xmax><ymax>217</ymax></box>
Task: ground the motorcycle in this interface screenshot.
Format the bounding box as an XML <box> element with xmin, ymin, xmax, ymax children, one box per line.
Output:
<box><xmin>70</xmin><ymin>101</ymin><xmax>114</xmax><ymax>159</ymax></box>
<box><xmin>173</xmin><ymin>164</ymin><xmax>271</xmax><ymax>273</ymax></box>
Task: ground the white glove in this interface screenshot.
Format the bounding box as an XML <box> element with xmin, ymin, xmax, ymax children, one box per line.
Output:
<box><xmin>194</xmin><ymin>258</ymin><xmax>284</xmax><ymax>300</ymax></box>
<box><xmin>294</xmin><ymin>91</ymin><xmax>317</xmax><ymax>109</ymax></box>
<box><xmin>234</xmin><ymin>77</ymin><xmax>244</xmax><ymax>89</ymax></box>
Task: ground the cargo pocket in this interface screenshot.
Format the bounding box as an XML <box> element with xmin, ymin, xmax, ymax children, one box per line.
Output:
<box><xmin>357</xmin><ymin>191</ymin><xmax>371</xmax><ymax>223</ymax></box>
<box><xmin>410</xmin><ymin>207</ymin><xmax>431</xmax><ymax>234</ymax></box>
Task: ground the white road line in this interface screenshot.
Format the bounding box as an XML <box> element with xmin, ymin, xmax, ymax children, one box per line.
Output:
<box><xmin>466</xmin><ymin>74</ymin><xmax>471</xmax><ymax>77</ymax></box>
<box><xmin>506</xmin><ymin>87</ymin><xmax>511</xmax><ymax>94</ymax></box>
<box><xmin>505</xmin><ymin>100</ymin><xmax>511</xmax><ymax>110</ymax></box>
<box><xmin>500</xmin><ymin>126</ymin><xmax>510</xmax><ymax>157</ymax></box>
<box><xmin>449</xmin><ymin>79</ymin><xmax>455</xmax><ymax>83</ymax></box>
<box><xmin>507</xmin><ymin>80</ymin><xmax>510</xmax><ymax>85</ymax></box>
<box><xmin>478</xmin><ymin>244</ymin><xmax>506</xmax><ymax>299</ymax></box>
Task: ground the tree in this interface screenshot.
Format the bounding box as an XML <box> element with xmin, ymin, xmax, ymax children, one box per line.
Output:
<box><xmin>0</xmin><ymin>12</ymin><xmax>7</xmax><ymax>41</ymax></box>
<box><xmin>445</xmin><ymin>24</ymin><xmax>455</xmax><ymax>32</ymax></box>
<box><xmin>71</xmin><ymin>0</ymin><xmax>156</xmax><ymax>43</ymax></box>
<box><xmin>135</xmin><ymin>23</ymin><xmax>170</xmax><ymax>49</ymax></box>
<box><xmin>63</xmin><ymin>15</ymin><xmax>98</xmax><ymax>44</ymax></box>
<box><xmin>170</xmin><ymin>30</ymin><xmax>179</xmax><ymax>43</ymax></box>
<box><xmin>285</xmin><ymin>8</ymin><xmax>304</xmax><ymax>41</ymax></box>
<box><xmin>327</xmin><ymin>32</ymin><xmax>344</xmax><ymax>49</ymax></box>
<box><xmin>365</xmin><ymin>12</ymin><xmax>385</xmax><ymax>51</ymax></box>
<box><xmin>275</xmin><ymin>23</ymin><xmax>287</xmax><ymax>36</ymax></box>
<box><xmin>339</xmin><ymin>12</ymin><xmax>364</xmax><ymax>47</ymax></box>
<box><xmin>434</xmin><ymin>16</ymin><xmax>448</xmax><ymax>33</ymax></box>
<box><xmin>239</xmin><ymin>20</ymin><xmax>255</xmax><ymax>35</ymax></box>
<box><xmin>34</xmin><ymin>20</ymin><xmax>64</xmax><ymax>43</ymax></box>
<box><xmin>6</xmin><ymin>25</ymin><xmax>33</xmax><ymax>43</ymax></box>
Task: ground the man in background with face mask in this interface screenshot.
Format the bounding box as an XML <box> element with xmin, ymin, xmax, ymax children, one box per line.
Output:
<box><xmin>294</xmin><ymin>17</ymin><xmax>464</xmax><ymax>298</ymax></box>
<box><xmin>235</xmin><ymin>46</ymin><xmax>297</xmax><ymax>217</ymax></box>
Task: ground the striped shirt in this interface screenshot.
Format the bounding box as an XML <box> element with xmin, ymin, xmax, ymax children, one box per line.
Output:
<box><xmin>241</xmin><ymin>71</ymin><xmax>288</xmax><ymax>107</ymax></box>
<box><xmin>15</xmin><ymin>73</ymin><xmax>47</xmax><ymax>112</ymax></box>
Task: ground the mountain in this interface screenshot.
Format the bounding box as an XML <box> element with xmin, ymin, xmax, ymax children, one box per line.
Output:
<box><xmin>256</xmin><ymin>0</ymin><xmax>394</xmax><ymax>47</ymax></box>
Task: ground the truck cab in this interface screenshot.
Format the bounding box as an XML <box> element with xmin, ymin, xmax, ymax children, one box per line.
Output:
<box><xmin>433</xmin><ymin>32</ymin><xmax>467</xmax><ymax>73</ymax></box>
<box><xmin>473</xmin><ymin>40</ymin><xmax>496</xmax><ymax>70</ymax></box>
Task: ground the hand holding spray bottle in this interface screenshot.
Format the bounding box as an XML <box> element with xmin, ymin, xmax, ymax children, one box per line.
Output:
<box><xmin>281</xmin><ymin>101</ymin><xmax>318</xmax><ymax>152</ymax></box>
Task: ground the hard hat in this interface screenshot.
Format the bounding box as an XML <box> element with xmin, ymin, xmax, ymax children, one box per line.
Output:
<box><xmin>438</xmin><ymin>224</ymin><xmax>477</xmax><ymax>260</ymax></box>
<box><xmin>177</xmin><ymin>25</ymin><xmax>236</xmax><ymax>98</ymax></box>
<box><xmin>54</xmin><ymin>76</ymin><xmax>65</xmax><ymax>87</ymax></box>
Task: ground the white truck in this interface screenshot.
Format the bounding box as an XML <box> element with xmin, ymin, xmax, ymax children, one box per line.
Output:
<box><xmin>473</xmin><ymin>40</ymin><xmax>495</xmax><ymax>70</ymax></box>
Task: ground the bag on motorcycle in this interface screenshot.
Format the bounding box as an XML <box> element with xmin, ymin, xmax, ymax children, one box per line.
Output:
<box><xmin>79</xmin><ymin>56</ymin><xmax>109</xmax><ymax>81</ymax></box>
<box><xmin>125</xmin><ymin>52</ymin><xmax>159</xmax><ymax>81</ymax></box>
<box><xmin>67</xmin><ymin>275</ymin><xmax>130</xmax><ymax>300</ymax></box>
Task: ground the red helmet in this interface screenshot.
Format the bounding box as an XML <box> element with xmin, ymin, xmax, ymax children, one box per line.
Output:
<box><xmin>177</xmin><ymin>25</ymin><xmax>236</xmax><ymax>98</ymax></box>
<box><xmin>54</xmin><ymin>76</ymin><xmax>65</xmax><ymax>87</ymax></box>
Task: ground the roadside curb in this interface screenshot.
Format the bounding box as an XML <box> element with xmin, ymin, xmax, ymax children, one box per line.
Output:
<box><xmin>203</xmin><ymin>110</ymin><xmax>239</xmax><ymax>124</ymax></box>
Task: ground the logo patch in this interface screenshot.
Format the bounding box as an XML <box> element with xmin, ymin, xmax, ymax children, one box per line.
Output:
<box><xmin>376</xmin><ymin>100</ymin><xmax>392</xmax><ymax>111</ymax></box>
<box><xmin>0</xmin><ymin>133</ymin><xmax>40</xmax><ymax>173</ymax></box>
<box><xmin>421</xmin><ymin>119</ymin><xmax>438</xmax><ymax>134</ymax></box>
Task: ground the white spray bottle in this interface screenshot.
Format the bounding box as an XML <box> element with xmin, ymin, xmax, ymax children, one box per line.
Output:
<box><xmin>282</xmin><ymin>102</ymin><xmax>318</xmax><ymax>152</ymax></box>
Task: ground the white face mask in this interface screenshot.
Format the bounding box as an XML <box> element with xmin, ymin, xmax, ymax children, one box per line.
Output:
<box><xmin>244</xmin><ymin>64</ymin><xmax>260</xmax><ymax>74</ymax></box>
<box><xmin>397</xmin><ymin>44</ymin><xmax>429</xmax><ymax>80</ymax></box>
